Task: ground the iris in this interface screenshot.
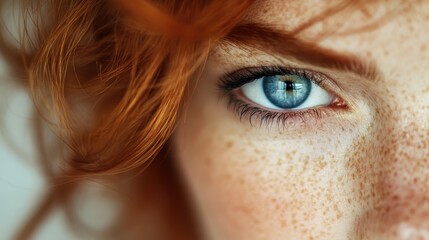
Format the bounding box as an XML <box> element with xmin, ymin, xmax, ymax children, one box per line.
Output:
<box><xmin>262</xmin><ymin>75</ymin><xmax>311</xmax><ymax>109</ymax></box>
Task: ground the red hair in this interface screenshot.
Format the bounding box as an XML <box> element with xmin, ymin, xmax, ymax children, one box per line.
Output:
<box><xmin>0</xmin><ymin>0</ymin><xmax>404</xmax><ymax>238</ymax></box>
<box><xmin>0</xmin><ymin>0</ymin><xmax>253</xmax><ymax>238</ymax></box>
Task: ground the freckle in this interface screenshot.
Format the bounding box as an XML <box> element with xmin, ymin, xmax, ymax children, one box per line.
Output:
<box><xmin>383</xmin><ymin>49</ymin><xmax>389</xmax><ymax>56</ymax></box>
<box><xmin>204</xmin><ymin>157</ymin><xmax>212</xmax><ymax>166</ymax></box>
<box><xmin>365</xmin><ymin>51</ymin><xmax>373</xmax><ymax>58</ymax></box>
<box><xmin>225</xmin><ymin>141</ymin><xmax>234</xmax><ymax>149</ymax></box>
<box><xmin>316</xmin><ymin>160</ymin><xmax>327</xmax><ymax>172</ymax></box>
<box><xmin>223</xmin><ymin>173</ymin><xmax>231</xmax><ymax>180</ymax></box>
<box><xmin>237</xmin><ymin>177</ymin><xmax>245</xmax><ymax>185</ymax></box>
<box><xmin>333</xmin><ymin>203</ymin><xmax>342</xmax><ymax>219</ymax></box>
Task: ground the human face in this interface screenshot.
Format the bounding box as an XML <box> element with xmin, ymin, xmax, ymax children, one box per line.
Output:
<box><xmin>173</xmin><ymin>0</ymin><xmax>429</xmax><ymax>239</ymax></box>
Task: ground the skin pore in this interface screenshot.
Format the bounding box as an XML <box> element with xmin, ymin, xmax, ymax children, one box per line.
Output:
<box><xmin>173</xmin><ymin>0</ymin><xmax>429</xmax><ymax>239</ymax></box>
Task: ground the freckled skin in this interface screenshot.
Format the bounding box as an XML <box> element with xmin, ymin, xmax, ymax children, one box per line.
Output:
<box><xmin>173</xmin><ymin>1</ymin><xmax>429</xmax><ymax>239</ymax></box>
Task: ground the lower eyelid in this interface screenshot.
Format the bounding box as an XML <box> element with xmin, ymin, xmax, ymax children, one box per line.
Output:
<box><xmin>226</xmin><ymin>92</ymin><xmax>344</xmax><ymax>128</ymax></box>
<box><xmin>223</xmin><ymin>95</ymin><xmax>349</xmax><ymax>132</ymax></box>
<box><xmin>232</xmin><ymin>91</ymin><xmax>337</xmax><ymax>113</ymax></box>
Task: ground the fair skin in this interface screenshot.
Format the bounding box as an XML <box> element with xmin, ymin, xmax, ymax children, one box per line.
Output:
<box><xmin>173</xmin><ymin>0</ymin><xmax>429</xmax><ymax>239</ymax></box>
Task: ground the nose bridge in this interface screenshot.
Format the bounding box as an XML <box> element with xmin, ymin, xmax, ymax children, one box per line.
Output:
<box><xmin>348</xmin><ymin>88</ymin><xmax>429</xmax><ymax>239</ymax></box>
<box><xmin>388</xmin><ymin>111</ymin><xmax>428</xmax><ymax>172</ymax></box>
<box><xmin>374</xmin><ymin>82</ymin><xmax>429</xmax><ymax>176</ymax></box>
<box><xmin>386</xmin><ymin>90</ymin><xmax>429</xmax><ymax>171</ymax></box>
<box><xmin>377</xmin><ymin>108</ymin><xmax>429</xmax><ymax>238</ymax></box>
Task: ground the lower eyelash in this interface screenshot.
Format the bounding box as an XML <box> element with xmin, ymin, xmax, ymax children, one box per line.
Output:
<box><xmin>226</xmin><ymin>94</ymin><xmax>329</xmax><ymax>128</ymax></box>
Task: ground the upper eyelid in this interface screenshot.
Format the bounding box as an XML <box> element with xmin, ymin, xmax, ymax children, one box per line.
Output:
<box><xmin>218</xmin><ymin>65</ymin><xmax>333</xmax><ymax>93</ymax></box>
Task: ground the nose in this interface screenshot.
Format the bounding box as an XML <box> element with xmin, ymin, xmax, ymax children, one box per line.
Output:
<box><xmin>349</xmin><ymin>105</ymin><xmax>429</xmax><ymax>239</ymax></box>
<box><xmin>356</xmin><ymin>178</ymin><xmax>429</xmax><ymax>239</ymax></box>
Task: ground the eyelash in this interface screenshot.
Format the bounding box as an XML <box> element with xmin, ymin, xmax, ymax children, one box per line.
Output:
<box><xmin>219</xmin><ymin>66</ymin><xmax>346</xmax><ymax>127</ymax></box>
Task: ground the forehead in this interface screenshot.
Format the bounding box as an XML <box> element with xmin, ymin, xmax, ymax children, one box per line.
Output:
<box><xmin>216</xmin><ymin>0</ymin><xmax>429</xmax><ymax>85</ymax></box>
<box><xmin>244</xmin><ymin>0</ymin><xmax>424</xmax><ymax>32</ymax></box>
<box><xmin>242</xmin><ymin>0</ymin><xmax>429</xmax><ymax>44</ymax></box>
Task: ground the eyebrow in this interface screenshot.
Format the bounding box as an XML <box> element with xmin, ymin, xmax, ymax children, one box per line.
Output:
<box><xmin>221</xmin><ymin>23</ymin><xmax>380</xmax><ymax>81</ymax></box>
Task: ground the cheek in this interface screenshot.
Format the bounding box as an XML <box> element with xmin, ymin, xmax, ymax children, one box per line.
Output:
<box><xmin>173</xmin><ymin>95</ymin><xmax>367</xmax><ymax>239</ymax></box>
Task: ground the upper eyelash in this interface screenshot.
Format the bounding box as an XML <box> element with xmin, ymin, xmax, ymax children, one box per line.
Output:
<box><xmin>219</xmin><ymin>66</ymin><xmax>329</xmax><ymax>93</ymax></box>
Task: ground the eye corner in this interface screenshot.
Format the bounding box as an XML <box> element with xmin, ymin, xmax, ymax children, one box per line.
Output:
<box><xmin>330</xmin><ymin>96</ymin><xmax>348</xmax><ymax>110</ymax></box>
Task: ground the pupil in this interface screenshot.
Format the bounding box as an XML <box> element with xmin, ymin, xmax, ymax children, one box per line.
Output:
<box><xmin>285</xmin><ymin>81</ymin><xmax>295</xmax><ymax>91</ymax></box>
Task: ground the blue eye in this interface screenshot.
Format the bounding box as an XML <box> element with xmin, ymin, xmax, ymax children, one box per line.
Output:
<box><xmin>262</xmin><ymin>75</ymin><xmax>311</xmax><ymax>108</ymax></box>
<box><xmin>240</xmin><ymin>73</ymin><xmax>333</xmax><ymax>110</ymax></box>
